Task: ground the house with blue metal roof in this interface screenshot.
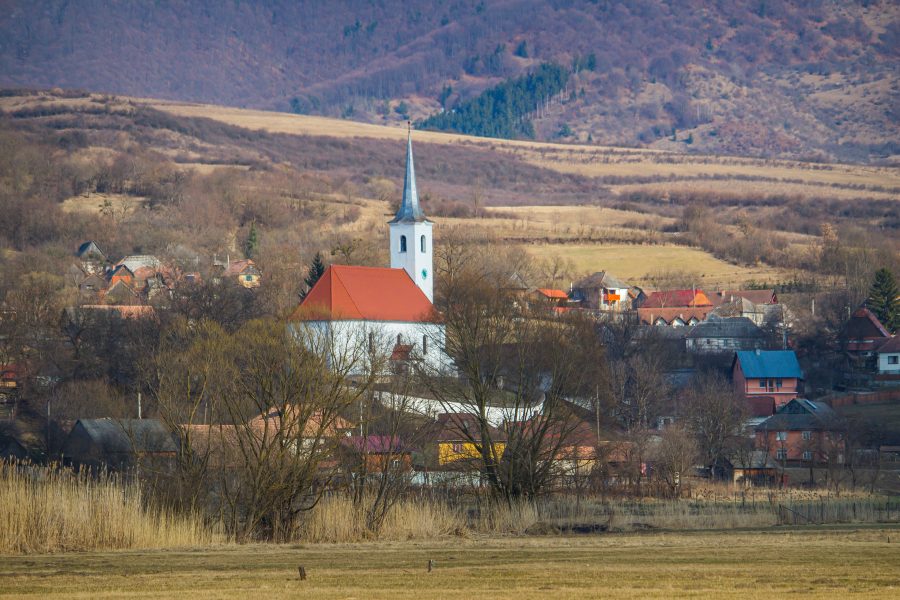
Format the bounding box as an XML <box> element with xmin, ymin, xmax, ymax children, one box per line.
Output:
<box><xmin>732</xmin><ymin>349</ymin><xmax>804</xmax><ymax>408</ymax></box>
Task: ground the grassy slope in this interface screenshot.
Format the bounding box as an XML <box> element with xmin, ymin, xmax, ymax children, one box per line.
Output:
<box><xmin>0</xmin><ymin>527</ymin><xmax>898</xmax><ymax>599</ymax></box>
<box><xmin>152</xmin><ymin>100</ymin><xmax>900</xmax><ymax>193</ymax></box>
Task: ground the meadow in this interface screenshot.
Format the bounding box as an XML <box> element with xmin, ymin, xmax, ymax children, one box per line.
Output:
<box><xmin>0</xmin><ymin>527</ymin><xmax>897</xmax><ymax>599</ymax></box>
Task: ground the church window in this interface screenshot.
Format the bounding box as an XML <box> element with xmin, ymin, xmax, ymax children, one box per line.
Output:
<box><xmin>397</xmin><ymin>333</ymin><xmax>402</xmax><ymax>345</ymax></box>
<box><xmin>422</xmin><ymin>334</ymin><xmax>428</xmax><ymax>354</ymax></box>
<box><xmin>399</xmin><ymin>235</ymin><xmax>407</xmax><ymax>253</ymax></box>
<box><xmin>420</xmin><ymin>235</ymin><xmax>426</xmax><ymax>253</ymax></box>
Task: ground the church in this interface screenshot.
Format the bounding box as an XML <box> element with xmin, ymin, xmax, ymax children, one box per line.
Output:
<box><xmin>289</xmin><ymin>131</ymin><xmax>447</xmax><ymax>374</ymax></box>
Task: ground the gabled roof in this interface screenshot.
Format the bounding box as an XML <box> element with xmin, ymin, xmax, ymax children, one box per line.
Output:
<box><xmin>109</xmin><ymin>264</ymin><xmax>134</xmax><ymax>279</ymax></box>
<box><xmin>756</xmin><ymin>399</ymin><xmax>838</xmax><ymax>432</ymax></box>
<box><xmin>68</xmin><ymin>419</ymin><xmax>177</xmax><ymax>454</ymax></box>
<box><xmin>843</xmin><ymin>307</ymin><xmax>890</xmax><ymax>340</ymax></box>
<box><xmin>389</xmin><ymin>130</ymin><xmax>428</xmax><ymax>224</ymax></box>
<box><xmin>248</xmin><ymin>405</ymin><xmax>353</xmax><ymax>439</ymax></box>
<box><xmin>686</xmin><ymin>316</ymin><xmax>764</xmax><ymax>339</ymax></box>
<box><xmin>535</xmin><ymin>288</ymin><xmax>569</xmax><ymax>300</ymax></box>
<box><xmin>734</xmin><ymin>350</ymin><xmax>803</xmax><ymax>379</ymax></box>
<box><xmin>289</xmin><ymin>265</ymin><xmax>436</xmax><ymax>323</ymax></box>
<box><xmin>117</xmin><ymin>255</ymin><xmax>161</xmax><ymax>272</ymax></box>
<box><xmin>710</xmin><ymin>289</ymin><xmax>777</xmax><ymax>306</ymax></box>
<box><xmin>573</xmin><ymin>271</ymin><xmax>630</xmax><ymax>290</ymax></box>
<box><xmin>222</xmin><ymin>259</ymin><xmax>259</xmax><ymax>277</ymax></box>
<box><xmin>76</xmin><ymin>241</ymin><xmax>104</xmax><ymax>259</ymax></box>
<box><xmin>878</xmin><ymin>336</ymin><xmax>900</xmax><ymax>353</ymax></box>
<box><xmin>642</xmin><ymin>289</ymin><xmax>712</xmax><ymax>308</ymax></box>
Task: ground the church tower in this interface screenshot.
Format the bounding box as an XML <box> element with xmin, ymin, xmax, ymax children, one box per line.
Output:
<box><xmin>389</xmin><ymin>128</ymin><xmax>433</xmax><ymax>303</ymax></box>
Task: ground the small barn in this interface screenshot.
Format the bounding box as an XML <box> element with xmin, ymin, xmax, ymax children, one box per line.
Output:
<box><xmin>62</xmin><ymin>418</ymin><xmax>177</xmax><ymax>471</ymax></box>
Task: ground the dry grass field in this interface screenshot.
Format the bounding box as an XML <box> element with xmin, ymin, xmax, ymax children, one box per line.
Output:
<box><xmin>517</xmin><ymin>242</ymin><xmax>788</xmax><ymax>287</ymax></box>
<box><xmin>150</xmin><ymin>99</ymin><xmax>900</xmax><ymax>198</ymax></box>
<box><xmin>0</xmin><ymin>526</ymin><xmax>897</xmax><ymax>599</ymax></box>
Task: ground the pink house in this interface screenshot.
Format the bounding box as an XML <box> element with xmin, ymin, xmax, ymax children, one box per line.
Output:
<box><xmin>733</xmin><ymin>350</ymin><xmax>803</xmax><ymax>409</ymax></box>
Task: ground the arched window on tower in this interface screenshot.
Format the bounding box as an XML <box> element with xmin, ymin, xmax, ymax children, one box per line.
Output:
<box><xmin>420</xmin><ymin>235</ymin><xmax>426</xmax><ymax>253</ymax></box>
<box><xmin>399</xmin><ymin>235</ymin><xmax>407</xmax><ymax>253</ymax></box>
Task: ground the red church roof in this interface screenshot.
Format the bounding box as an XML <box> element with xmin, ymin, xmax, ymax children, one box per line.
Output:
<box><xmin>289</xmin><ymin>265</ymin><xmax>437</xmax><ymax>323</ymax></box>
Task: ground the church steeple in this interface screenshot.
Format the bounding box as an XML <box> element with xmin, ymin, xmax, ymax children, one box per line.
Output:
<box><xmin>390</xmin><ymin>124</ymin><xmax>427</xmax><ymax>223</ymax></box>
<box><xmin>388</xmin><ymin>125</ymin><xmax>433</xmax><ymax>303</ymax></box>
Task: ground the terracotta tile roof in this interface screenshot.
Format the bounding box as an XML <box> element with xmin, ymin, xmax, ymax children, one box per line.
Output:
<box><xmin>642</xmin><ymin>289</ymin><xmax>712</xmax><ymax>308</ymax></box>
<box><xmin>535</xmin><ymin>288</ymin><xmax>569</xmax><ymax>300</ymax></box>
<box><xmin>289</xmin><ymin>265</ymin><xmax>436</xmax><ymax>323</ymax></box>
<box><xmin>222</xmin><ymin>259</ymin><xmax>258</xmax><ymax>277</ymax></box>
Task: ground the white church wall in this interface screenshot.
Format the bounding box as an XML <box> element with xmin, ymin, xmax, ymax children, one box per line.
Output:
<box><xmin>290</xmin><ymin>319</ymin><xmax>450</xmax><ymax>375</ymax></box>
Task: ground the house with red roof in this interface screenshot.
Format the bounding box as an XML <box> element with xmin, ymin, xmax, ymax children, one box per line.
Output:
<box><xmin>289</xmin><ymin>130</ymin><xmax>448</xmax><ymax>375</ymax></box>
<box><xmin>641</xmin><ymin>289</ymin><xmax>713</xmax><ymax>309</ymax></box>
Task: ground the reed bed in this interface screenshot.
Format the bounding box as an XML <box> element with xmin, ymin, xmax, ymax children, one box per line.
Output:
<box><xmin>0</xmin><ymin>461</ymin><xmax>220</xmax><ymax>554</ymax></box>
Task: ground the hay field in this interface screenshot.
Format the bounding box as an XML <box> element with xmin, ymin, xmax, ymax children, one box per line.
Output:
<box><xmin>518</xmin><ymin>242</ymin><xmax>787</xmax><ymax>287</ymax></box>
<box><xmin>0</xmin><ymin>527</ymin><xmax>896</xmax><ymax>599</ymax></box>
<box><xmin>148</xmin><ymin>99</ymin><xmax>900</xmax><ymax>197</ymax></box>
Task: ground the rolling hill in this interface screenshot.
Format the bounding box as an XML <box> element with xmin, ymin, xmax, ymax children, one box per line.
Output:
<box><xmin>1</xmin><ymin>0</ymin><xmax>898</xmax><ymax>161</ymax></box>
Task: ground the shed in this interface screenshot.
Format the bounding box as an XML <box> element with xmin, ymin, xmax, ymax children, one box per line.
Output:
<box><xmin>62</xmin><ymin>418</ymin><xmax>177</xmax><ymax>471</ymax></box>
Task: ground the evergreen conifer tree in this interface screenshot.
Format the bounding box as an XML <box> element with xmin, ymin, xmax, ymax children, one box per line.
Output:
<box><xmin>300</xmin><ymin>252</ymin><xmax>327</xmax><ymax>299</ymax></box>
<box><xmin>245</xmin><ymin>222</ymin><xmax>259</xmax><ymax>259</ymax></box>
<box><xmin>868</xmin><ymin>268</ymin><xmax>899</xmax><ymax>333</ymax></box>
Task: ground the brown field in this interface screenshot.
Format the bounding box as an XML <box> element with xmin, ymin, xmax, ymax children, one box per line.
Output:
<box><xmin>148</xmin><ymin>99</ymin><xmax>900</xmax><ymax>196</ymax></box>
<box><xmin>516</xmin><ymin>242</ymin><xmax>787</xmax><ymax>287</ymax></box>
<box><xmin>0</xmin><ymin>526</ymin><xmax>897</xmax><ymax>599</ymax></box>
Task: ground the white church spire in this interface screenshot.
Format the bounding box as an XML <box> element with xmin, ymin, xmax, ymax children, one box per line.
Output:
<box><xmin>389</xmin><ymin>124</ymin><xmax>433</xmax><ymax>303</ymax></box>
<box><xmin>390</xmin><ymin>123</ymin><xmax>426</xmax><ymax>223</ymax></box>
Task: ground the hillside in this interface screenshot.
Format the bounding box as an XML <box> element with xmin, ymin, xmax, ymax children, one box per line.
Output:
<box><xmin>1</xmin><ymin>1</ymin><xmax>898</xmax><ymax>161</ymax></box>
<box><xmin>1</xmin><ymin>89</ymin><xmax>897</xmax><ymax>301</ymax></box>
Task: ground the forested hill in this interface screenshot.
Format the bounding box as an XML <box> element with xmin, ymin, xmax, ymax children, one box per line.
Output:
<box><xmin>419</xmin><ymin>64</ymin><xmax>569</xmax><ymax>139</ymax></box>
<box><xmin>1</xmin><ymin>0</ymin><xmax>898</xmax><ymax>161</ymax></box>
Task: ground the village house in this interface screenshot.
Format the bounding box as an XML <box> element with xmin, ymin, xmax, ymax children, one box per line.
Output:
<box><xmin>533</xmin><ymin>288</ymin><xmax>570</xmax><ymax>309</ymax></box>
<box><xmin>641</xmin><ymin>289</ymin><xmax>713</xmax><ymax>309</ymax></box>
<box><xmin>570</xmin><ymin>271</ymin><xmax>631</xmax><ymax>312</ymax></box>
<box><xmin>220</xmin><ymin>259</ymin><xmax>261</xmax><ymax>289</ymax></box>
<box><xmin>841</xmin><ymin>307</ymin><xmax>892</xmax><ymax>357</ymax></box>
<box><xmin>732</xmin><ymin>349</ymin><xmax>803</xmax><ymax>408</ymax></box>
<box><xmin>876</xmin><ymin>336</ymin><xmax>900</xmax><ymax>385</ymax></box>
<box><xmin>755</xmin><ymin>399</ymin><xmax>844</xmax><ymax>465</ymax></box>
<box><xmin>340</xmin><ymin>434</ymin><xmax>413</xmax><ymax>474</ymax></box>
<box><xmin>428</xmin><ymin>412</ymin><xmax>507</xmax><ymax>467</ymax></box>
<box><xmin>289</xmin><ymin>131</ymin><xmax>448</xmax><ymax>376</ymax></box>
<box><xmin>709</xmin><ymin>289</ymin><xmax>778</xmax><ymax>307</ymax></box>
<box><xmin>75</xmin><ymin>240</ymin><xmax>106</xmax><ymax>273</ymax></box>
<box><xmin>62</xmin><ymin>418</ymin><xmax>178</xmax><ymax>471</ymax></box>
<box><xmin>685</xmin><ymin>315</ymin><xmax>768</xmax><ymax>354</ymax></box>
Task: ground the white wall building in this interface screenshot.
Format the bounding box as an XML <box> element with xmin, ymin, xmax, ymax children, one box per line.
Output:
<box><xmin>289</xmin><ymin>131</ymin><xmax>448</xmax><ymax>375</ymax></box>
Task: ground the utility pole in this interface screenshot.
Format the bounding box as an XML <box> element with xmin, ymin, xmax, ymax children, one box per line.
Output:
<box><xmin>137</xmin><ymin>392</ymin><xmax>142</xmax><ymax>419</ymax></box>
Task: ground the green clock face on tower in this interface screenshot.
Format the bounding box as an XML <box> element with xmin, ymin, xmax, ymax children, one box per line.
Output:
<box><xmin>421</xmin><ymin>268</ymin><xmax>428</xmax><ymax>280</ymax></box>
